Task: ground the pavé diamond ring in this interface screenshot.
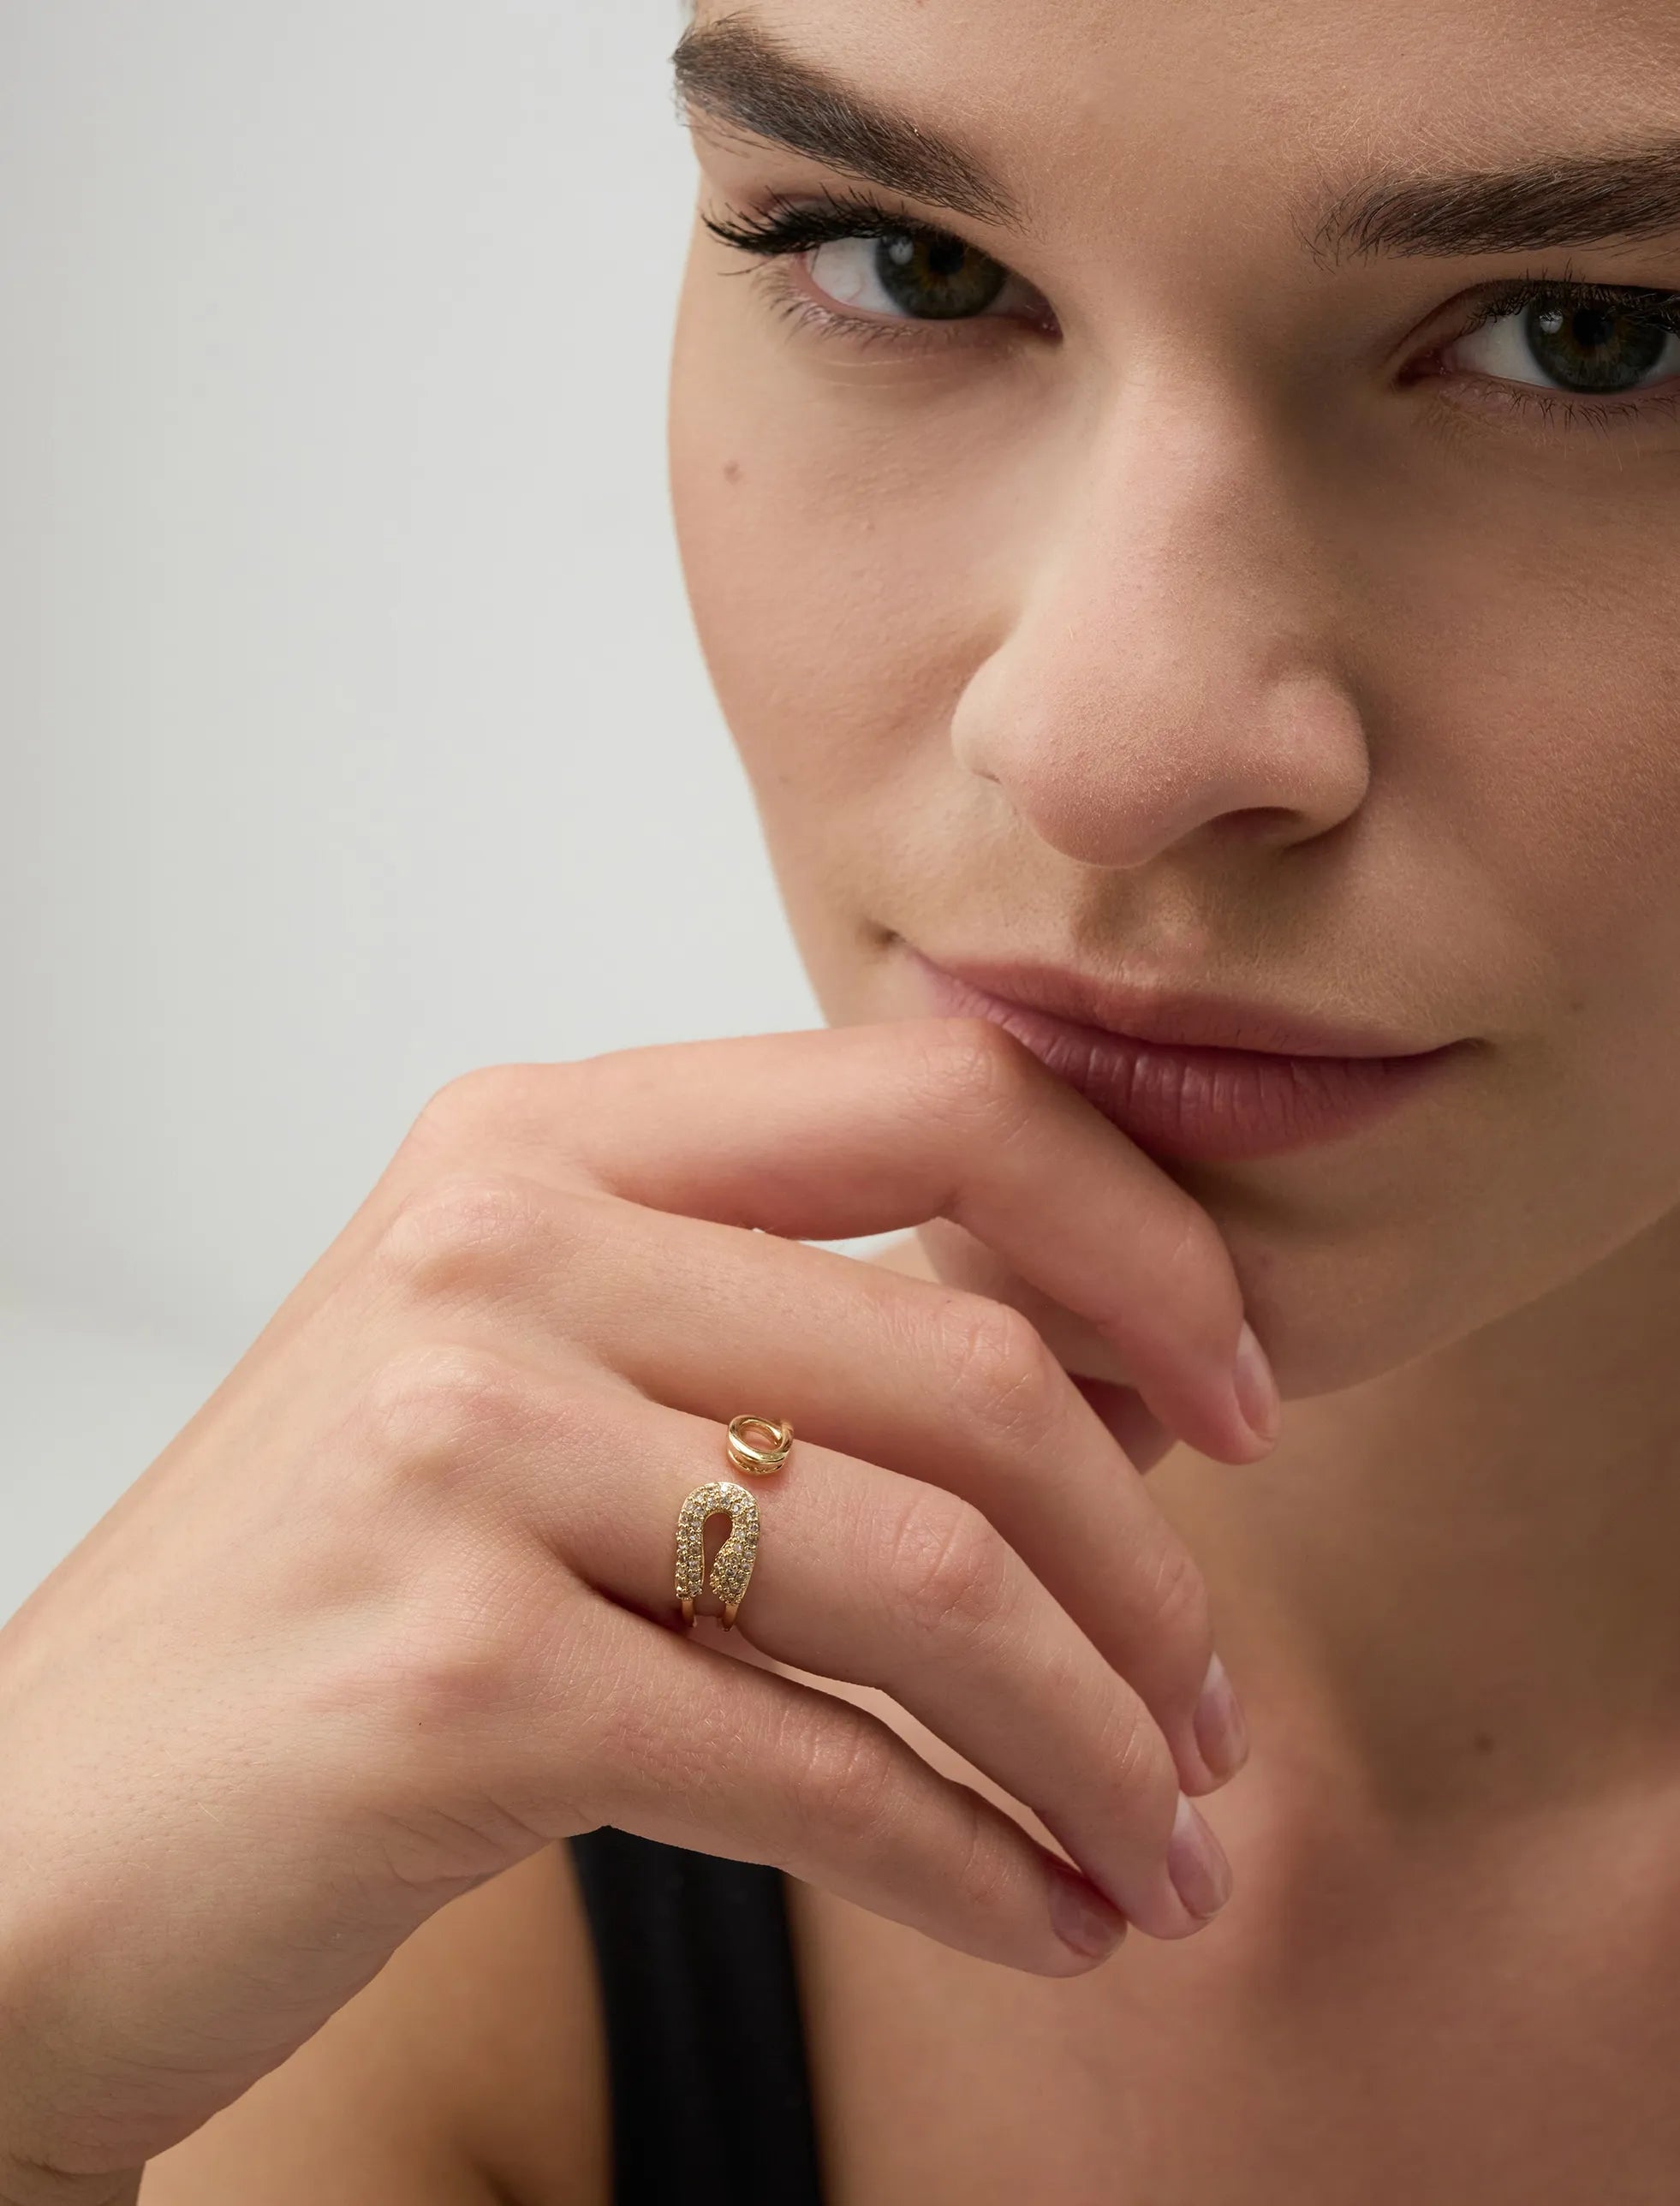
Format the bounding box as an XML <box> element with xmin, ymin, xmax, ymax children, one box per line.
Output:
<box><xmin>675</xmin><ymin>1414</ymin><xmax>795</xmax><ymax>1630</ymax></box>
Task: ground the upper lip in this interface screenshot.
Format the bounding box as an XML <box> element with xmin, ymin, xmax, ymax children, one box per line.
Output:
<box><xmin>909</xmin><ymin>946</ymin><xmax>1454</xmax><ymax>1059</ymax></box>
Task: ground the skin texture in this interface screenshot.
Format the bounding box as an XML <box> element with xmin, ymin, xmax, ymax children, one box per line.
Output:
<box><xmin>672</xmin><ymin>0</ymin><xmax>1680</xmax><ymax>1404</ymax></box>
<box><xmin>1</xmin><ymin>1024</ymin><xmax>1272</xmax><ymax>2206</ymax></box>
<box><xmin>10</xmin><ymin>1</ymin><xmax>1680</xmax><ymax>2202</ymax></box>
<box><xmin>669</xmin><ymin>0</ymin><xmax>1680</xmax><ymax>1806</ymax></box>
<box><xmin>673</xmin><ymin>0</ymin><xmax>1680</xmax><ymax>2193</ymax></box>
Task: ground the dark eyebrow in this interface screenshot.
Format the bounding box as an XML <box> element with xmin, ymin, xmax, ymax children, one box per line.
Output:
<box><xmin>671</xmin><ymin>25</ymin><xmax>1680</xmax><ymax>267</ymax></box>
<box><xmin>1310</xmin><ymin>138</ymin><xmax>1680</xmax><ymax>263</ymax></box>
<box><xmin>670</xmin><ymin>12</ymin><xmax>1019</xmax><ymax>229</ymax></box>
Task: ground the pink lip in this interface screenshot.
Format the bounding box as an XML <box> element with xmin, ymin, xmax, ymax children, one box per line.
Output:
<box><xmin>906</xmin><ymin>947</ymin><xmax>1466</xmax><ymax>1162</ymax></box>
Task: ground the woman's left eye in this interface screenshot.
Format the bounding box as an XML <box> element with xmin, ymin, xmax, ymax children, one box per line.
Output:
<box><xmin>1442</xmin><ymin>294</ymin><xmax>1680</xmax><ymax>396</ymax></box>
<box><xmin>806</xmin><ymin>230</ymin><xmax>1017</xmax><ymax>321</ymax></box>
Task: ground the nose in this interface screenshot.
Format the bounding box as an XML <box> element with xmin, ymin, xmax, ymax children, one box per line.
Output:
<box><xmin>949</xmin><ymin>391</ymin><xmax>1371</xmax><ymax>870</ymax></box>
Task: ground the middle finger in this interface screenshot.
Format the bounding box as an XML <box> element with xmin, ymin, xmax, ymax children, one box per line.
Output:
<box><xmin>441</xmin><ymin>1184</ymin><xmax>1247</xmax><ymax>1798</ymax></box>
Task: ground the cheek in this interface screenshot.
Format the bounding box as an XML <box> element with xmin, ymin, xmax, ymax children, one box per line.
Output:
<box><xmin>1266</xmin><ymin>526</ymin><xmax>1680</xmax><ymax>1387</ymax></box>
<box><xmin>669</xmin><ymin>269</ymin><xmax>1023</xmax><ymax>836</ymax></box>
<box><xmin>1380</xmin><ymin>520</ymin><xmax>1680</xmax><ymax>1045</ymax></box>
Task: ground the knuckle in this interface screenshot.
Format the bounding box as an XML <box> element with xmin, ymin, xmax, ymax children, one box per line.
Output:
<box><xmin>357</xmin><ymin>1339</ymin><xmax>545</xmax><ymax>1494</ymax></box>
<box><xmin>1154</xmin><ymin>1201</ymin><xmax>1244</xmax><ymax>1337</ymax></box>
<box><xmin>884</xmin><ymin>1486</ymin><xmax>1016</xmax><ymax>1643</ymax></box>
<box><xmin>1139</xmin><ymin>1536</ymin><xmax>1212</xmax><ymax>1658</ymax></box>
<box><xmin>913</xmin><ymin>1016</ymin><xmax>1040</xmax><ymax>1137</ymax></box>
<box><xmin>380</xmin><ymin>1580</ymin><xmax>524</xmax><ymax>1731</ymax></box>
<box><xmin>404</xmin><ymin>1063</ymin><xmax>527</xmax><ymax>1159</ymax></box>
<box><xmin>1040</xmin><ymin>1667</ymin><xmax>1172</xmax><ymax>1826</ymax></box>
<box><xmin>942</xmin><ymin>1786</ymin><xmax>1022</xmax><ymax>1924</ymax></box>
<box><xmin>308</xmin><ymin>1552</ymin><xmax>548</xmax><ymax>1747</ymax></box>
<box><xmin>1089</xmin><ymin>1684</ymin><xmax>1177</xmax><ymax>1819</ymax></box>
<box><xmin>408</xmin><ymin>1062</ymin><xmax>564</xmax><ymax>1151</ymax></box>
<box><xmin>789</xmin><ymin>1709</ymin><xmax>903</xmax><ymax>1857</ymax></box>
<box><xmin>936</xmin><ymin>1293</ymin><xmax>1063</xmax><ymax>1447</ymax></box>
<box><xmin>372</xmin><ymin>1172</ymin><xmax>549</xmax><ymax>1303</ymax></box>
<box><xmin>1004</xmin><ymin>1637</ymin><xmax>1175</xmax><ymax>1834</ymax></box>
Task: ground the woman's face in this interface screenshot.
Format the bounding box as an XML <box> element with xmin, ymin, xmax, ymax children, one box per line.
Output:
<box><xmin>667</xmin><ymin>0</ymin><xmax>1680</xmax><ymax>1399</ymax></box>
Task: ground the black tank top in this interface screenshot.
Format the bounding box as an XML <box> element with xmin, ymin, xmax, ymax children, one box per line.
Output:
<box><xmin>567</xmin><ymin>1827</ymin><xmax>828</xmax><ymax>2205</ymax></box>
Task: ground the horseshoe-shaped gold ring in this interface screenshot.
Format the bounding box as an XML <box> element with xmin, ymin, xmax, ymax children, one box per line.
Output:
<box><xmin>675</xmin><ymin>1416</ymin><xmax>795</xmax><ymax>1630</ymax></box>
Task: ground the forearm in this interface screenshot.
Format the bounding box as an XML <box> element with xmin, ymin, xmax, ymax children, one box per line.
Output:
<box><xmin>0</xmin><ymin>1929</ymin><xmax>146</xmax><ymax>2206</ymax></box>
<box><xmin>0</xmin><ymin>2159</ymin><xmax>142</xmax><ymax>2206</ymax></box>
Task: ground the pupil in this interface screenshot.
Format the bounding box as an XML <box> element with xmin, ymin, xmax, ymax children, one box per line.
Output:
<box><xmin>873</xmin><ymin>229</ymin><xmax>1010</xmax><ymax>320</ymax></box>
<box><xmin>1523</xmin><ymin>296</ymin><xmax>1669</xmax><ymax>394</ymax></box>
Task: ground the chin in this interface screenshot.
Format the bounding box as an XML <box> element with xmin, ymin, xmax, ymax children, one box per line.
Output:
<box><xmin>914</xmin><ymin>1178</ymin><xmax>1581</xmax><ymax>1415</ymax></box>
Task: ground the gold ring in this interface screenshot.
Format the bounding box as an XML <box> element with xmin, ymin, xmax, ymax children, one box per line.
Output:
<box><xmin>675</xmin><ymin>1415</ymin><xmax>795</xmax><ymax>1630</ymax></box>
<box><xmin>724</xmin><ymin>1412</ymin><xmax>795</xmax><ymax>1475</ymax></box>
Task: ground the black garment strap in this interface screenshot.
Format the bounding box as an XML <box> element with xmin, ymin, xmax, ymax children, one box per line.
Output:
<box><xmin>567</xmin><ymin>1827</ymin><xmax>827</xmax><ymax>2206</ymax></box>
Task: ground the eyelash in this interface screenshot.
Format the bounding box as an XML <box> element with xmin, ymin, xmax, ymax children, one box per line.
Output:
<box><xmin>1421</xmin><ymin>274</ymin><xmax>1680</xmax><ymax>432</ymax></box>
<box><xmin>702</xmin><ymin>188</ymin><xmax>1051</xmax><ymax>351</ymax></box>
<box><xmin>705</xmin><ymin>193</ymin><xmax>1680</xmax><ymax>430</ymax></box>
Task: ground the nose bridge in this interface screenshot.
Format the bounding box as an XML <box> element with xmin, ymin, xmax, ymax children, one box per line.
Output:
<box><xmin>1038</xmin><ymin>376</ymin><xmax>1326</xmax><ymax>691</ymax></box>
<box><xmin>951</xmin><ymin>379</ymin><xmax>1370</xmax><ymax>868</ymax></box>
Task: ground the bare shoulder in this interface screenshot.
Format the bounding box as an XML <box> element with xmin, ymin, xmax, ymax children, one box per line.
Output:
<box><xmin>140</xmin><ymin>1842</ymin><xmax>609</xmax><ymax>2206</ymax></box>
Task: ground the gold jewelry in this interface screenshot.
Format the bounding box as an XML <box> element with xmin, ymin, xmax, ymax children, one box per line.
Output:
<box><xmin>676</xmin><ymin>1415</ymin><xmax>795</xmax><ymax>1630</ymax></box>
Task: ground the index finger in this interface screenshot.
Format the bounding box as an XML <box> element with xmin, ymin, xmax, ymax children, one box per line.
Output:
<box><xmin>510</xmin><ymin>1017</ymin><xmax>1278</xmax><ymax>1464</ymax></box>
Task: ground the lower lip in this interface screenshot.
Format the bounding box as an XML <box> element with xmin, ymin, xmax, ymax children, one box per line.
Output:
<box><xmin>914</xmin><ymin>963</ymin><xmax>1458</xmax><ymax>1162</ymax></box>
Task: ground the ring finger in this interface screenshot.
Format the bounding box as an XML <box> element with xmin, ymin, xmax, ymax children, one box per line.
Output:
<box><xmin>438</xmin><ymin>1186</ymin><xmax>1244</xmax><ymax>1798</ymax></box>
<box><xmin>528</xmin><ymin>1374</ymin><xmax>1232</xmax><ymax>1942</ymax></box>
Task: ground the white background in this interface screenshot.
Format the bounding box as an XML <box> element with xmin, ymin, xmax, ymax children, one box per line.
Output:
<box><xmin>0</xmin><ymin>1</ymin><xmax>829</xmax><ymax>1622</ymax></box>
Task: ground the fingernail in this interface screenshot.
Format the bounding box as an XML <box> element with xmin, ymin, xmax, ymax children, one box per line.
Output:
<box><xmin>1193</xmin><ymin>1652</ymin><xmax>1250</xmax><ymax>1783</ymax></box>
<box><xmin>1046</xmin><ymin>1858</ymin><xmax>1128</xmax><ymax>1959</ymax></box>
<box><xmin>1168</xmin><ymin>1794</ymin><xmax>1233</xmax><ymax>1922</ymax></box>
<box><xmin>1231</xmin><ymin>1321</ymin><xmax>1281</xmax><ymax>1450</ymax></box>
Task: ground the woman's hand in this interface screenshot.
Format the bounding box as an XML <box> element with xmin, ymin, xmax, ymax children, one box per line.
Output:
<box><xmin>0</xmin><ymin>1017</ymin><xmax>1278</xmax><ymax>2202</ymax></box>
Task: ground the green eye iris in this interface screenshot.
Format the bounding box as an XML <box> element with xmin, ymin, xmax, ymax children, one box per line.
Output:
<box><xmin>1523</xmin><ymin>298</ymin><xmax>1671</xmax><ymax>394</ymax></box>
<box><xmin>874</xmin><ymin>230</ymin><xmax>1010</xmax><ymax>319</ymax></box>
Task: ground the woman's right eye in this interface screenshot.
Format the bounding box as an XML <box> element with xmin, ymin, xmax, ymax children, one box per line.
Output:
<box><xmin>806</xmin><ymin>229</ymin><xmax>1018</xmax><ymax>322</ymax></box>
